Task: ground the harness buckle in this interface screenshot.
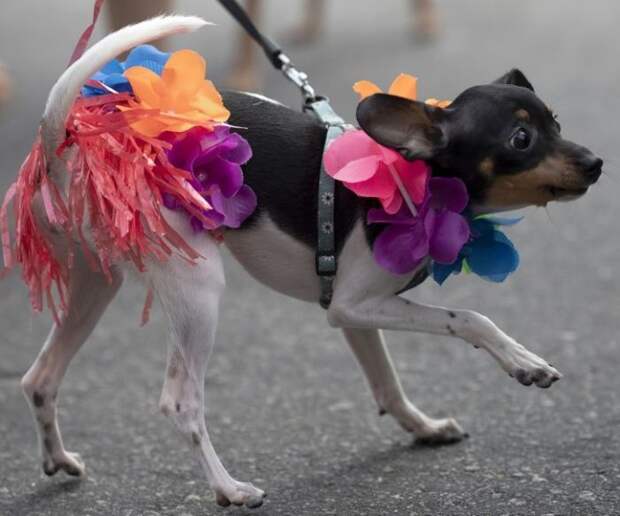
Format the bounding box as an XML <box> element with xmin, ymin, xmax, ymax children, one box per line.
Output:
<box><xmin>316</xmin><ymin>253</ymin><xmax>337</xmax><ymax>276</ymax></box>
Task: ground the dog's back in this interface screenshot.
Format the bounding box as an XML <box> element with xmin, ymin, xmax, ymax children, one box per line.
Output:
<box><xmin>223</xmin><ymin>91</ymin><xmax>361</xmax><ymax>252</ymax></box>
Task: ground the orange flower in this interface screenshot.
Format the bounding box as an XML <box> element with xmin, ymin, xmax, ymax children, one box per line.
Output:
<box><xmin>424</xmin><ymin>97</ymin><xmax>452</xmax><ymax>109</ymax></box>
<box><xmin>354</xmin><ymin>73</ymin><xmax>418</xmax><ymax>101</ymax></box>
<box><xmin>120</xmin><ymin>49</ymin><xmax>230</xmax><ymax>137</ymax></box>
<box><xmin>353</xmin><ymin>73</ymin><xmax>451</xmax><ymax>108</ymax></box>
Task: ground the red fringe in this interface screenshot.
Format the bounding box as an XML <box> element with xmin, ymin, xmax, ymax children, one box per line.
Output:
<box><xmin>1</xmin><ymin>95</ymin><xmax>219</xmax><ymax>323</ymax></box>
<box><xmin>1</xmin><ymin>131</ymin><xmax>69</xmax><ymax>324</ymax></box>
<box><xmin>67</xmin><ymin>0</ymin><xmax>105</xmax><ymax>67</ymax></box>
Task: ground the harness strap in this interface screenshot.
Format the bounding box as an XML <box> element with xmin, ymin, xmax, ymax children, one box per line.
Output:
<box><xmin>217</xmin><ymin>0</ymin><xmax>348</xmax><ymax>308</ymax></box>
<box><xmin>304</xmin><ymin>99</ymin><xmax>348</xmax><ymax>308</ymax></box>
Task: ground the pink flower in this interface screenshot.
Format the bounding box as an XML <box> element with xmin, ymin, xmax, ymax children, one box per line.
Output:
<box><xmin>323</xmin><ymin>129</ymin><xmax>429</xmax><ymax>214</ymax></box>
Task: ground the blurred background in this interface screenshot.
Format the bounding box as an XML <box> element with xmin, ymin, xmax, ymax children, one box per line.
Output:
<box><xmin>1</xmin><ymin>1</ymin><xmax>619</xmax><ymax>515</ymax></box>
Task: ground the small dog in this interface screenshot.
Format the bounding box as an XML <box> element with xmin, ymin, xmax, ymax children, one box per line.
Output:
<box><xmin>17</xmin><ymin>17</ymin><xmax>602</xmax><ymax>509</ymax></box>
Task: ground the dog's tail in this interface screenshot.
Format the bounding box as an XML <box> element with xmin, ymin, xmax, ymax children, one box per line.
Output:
<box><xmin>41</xmin><ymin>15</ymin><xmax>209</xmax><ymax>157</ymax></box>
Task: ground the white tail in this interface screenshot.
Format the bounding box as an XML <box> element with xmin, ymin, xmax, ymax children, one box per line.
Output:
<box><xmin>41</xmin><ymin>15</ymin><xmax>209</xmax><ymax>154</ymax></box>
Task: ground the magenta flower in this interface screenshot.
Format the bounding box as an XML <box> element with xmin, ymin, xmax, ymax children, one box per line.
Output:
<box><xmin>368</xmin><ymin>177</ymin><xmax>470</xmax><ymax>275</ymax></box>
<box><xmin>163</xmin><ymin>126</ymin><xmax>257</xmax><ymax>231</ymax></box>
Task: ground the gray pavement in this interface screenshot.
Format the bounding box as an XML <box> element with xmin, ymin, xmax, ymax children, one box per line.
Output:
<box><xmin>1</xmin><ymin>1</ymin><xmax>620</xmax><ymax>515</ymax></box>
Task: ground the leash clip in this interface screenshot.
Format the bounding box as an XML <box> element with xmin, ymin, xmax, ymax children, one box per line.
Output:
<box><xmin>276</xmin><ymin>53</ymin><xmax>316</xmax><ymax>102</ymax></box>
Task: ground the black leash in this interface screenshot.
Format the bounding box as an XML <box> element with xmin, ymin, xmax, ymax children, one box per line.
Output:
<box><xmin>218</xmin><ymin>0</ymin><xmax>316</xmax><ymax>101</ymax></box>
<box><xmin>217</xmin><ymin>0</ymin><xmax>346</xmax><ymax>308</ymax></box>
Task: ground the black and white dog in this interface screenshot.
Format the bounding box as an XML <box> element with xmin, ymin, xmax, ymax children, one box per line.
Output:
<box><xmin>19</xmin><ymin>16</ymin><xmax>602</xmax><ymax>509</ymax></box>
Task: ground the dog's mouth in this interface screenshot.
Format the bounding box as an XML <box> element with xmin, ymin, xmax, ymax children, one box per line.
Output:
<box><xmin>544</xmin><ymin>185</ymin><xmax>589</xmax><ymax>201</ymax></box>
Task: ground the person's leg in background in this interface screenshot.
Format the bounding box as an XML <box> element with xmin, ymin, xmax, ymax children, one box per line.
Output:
<box><xmin>411</xmin><ymin>0</ymin><xmax>439</xmax><ymax>41</ymax></box>
<box><xmin>283</xmin><ymin>0</ymin><xmax>325</xmax><ymax>45</ymax></box>
<box><xmin>227</xmin><ymin>0</ymin><xmax>261</xmax><ymax>91</ymax></box>
<box><xmin>0</xmin><ymin>62</ymin><xmax>11</xmax><ymax>106</ymax></box>
<box><xmin>106</xmin><ymin>0</ymin><xmax>174</xmax><ymax>51</ymax></box>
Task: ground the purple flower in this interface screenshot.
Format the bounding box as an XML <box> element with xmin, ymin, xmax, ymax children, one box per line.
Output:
<box><xmin>163</xmin><ymin>126</ymin><xmax>256</xmax><ymax>230</ymax></box>
<box><xmin>368</xmin><ymin>177</ymin><xmax>470</xmax><ymax>275</ymax></box>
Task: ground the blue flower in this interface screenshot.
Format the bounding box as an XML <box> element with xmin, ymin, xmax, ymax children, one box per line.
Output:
<box><xmin>81</xmin><ymin>44</ymin><xmax>170</xmax><ymax>97</ymax></box>
<box><xmin>432</xmin><ymin>216</ymin><xmax>521</xmax><ymax>285</ymax></box>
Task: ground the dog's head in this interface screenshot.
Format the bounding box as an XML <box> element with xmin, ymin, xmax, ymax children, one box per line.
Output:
<box><xmin>356</xmin><ymin>69</ymin><xmax>602</xmax><ymax>212</ymax></box>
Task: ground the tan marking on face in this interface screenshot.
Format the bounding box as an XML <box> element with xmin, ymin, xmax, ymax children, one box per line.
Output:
<box><xmin>482</xmin><ymin>154</ymin><xmax>588</xmax><ymax>210</ymax></box>
<box><xmin>479</xmin><ymin>157</ymin><xmax>494</xmax><ymax>177</ymax></box>
<box><xmin>515</xmin><ymin>109</ymin><xmax>530</xmax><ymax>122</ymax></box>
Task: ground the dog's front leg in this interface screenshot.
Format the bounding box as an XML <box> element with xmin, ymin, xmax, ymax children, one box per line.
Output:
<box><xmin>149</xmin><ymin>221</ymin><xmax>265</xmax><ymax>509</ymax></box>
<box><xmin>331</xmin><ymin>294</ymin><xmax>561</xmax><ymax>388</ymax></box>
<box><xmin>330</xmin><ymin>225</ymin><xmax>561</xmax><ymax>389</ymax></box>
<box><xmin>342</xmin><ymin>328</ymin><xmax>467</xmax><ymax>444</ymax></box>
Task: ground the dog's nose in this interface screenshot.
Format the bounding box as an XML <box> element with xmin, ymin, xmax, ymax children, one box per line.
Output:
<box><xmin>580</xmin><ymin>155</ymin><xmax>603</xmax><ymax>183</ymax></box>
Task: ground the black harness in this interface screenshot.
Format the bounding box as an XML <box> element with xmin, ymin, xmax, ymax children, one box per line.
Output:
<box><xmin>217</xmin><ymin>0</ymin><xmax>426</xmax><ymax>307</ymax></box>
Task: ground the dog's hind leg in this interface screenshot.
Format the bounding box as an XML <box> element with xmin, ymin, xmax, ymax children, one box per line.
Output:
<box><xmin>151</xmin><ymin>229</ymin><xmax>265</xmax><ymax>509</ymax></box>
<box><xmin>21</xmin><ymin>253</ymin><xmax>123</xmax><ymax>477</ymax></box>
<box><xmin>343</xmin><ymin>328</ymin><xmax>467</xmax><ymax>444</ymax></box>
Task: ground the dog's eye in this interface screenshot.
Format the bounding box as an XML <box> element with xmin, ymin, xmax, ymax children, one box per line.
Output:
<box><xmin>510</xmin><ymin>128</ymin><xmax>532</xmax><ymax>151</ymax></box>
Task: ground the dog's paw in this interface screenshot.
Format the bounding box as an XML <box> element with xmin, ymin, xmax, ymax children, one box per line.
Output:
<box><xmin>504</xmin><ymin>345</ymin><xmax>562</xmax><ymax>388</ymax></box>
<box><xmin>42</xmin><ymin>451</ymin><xmax>85</xmax><ymax>477</ymax></box>
<box><xmin>414</xmin><ymin>417</ymin><xmax>468</xmax><ymax>446</ymax></box>
<box><xmin>214</xmin><ymin>481</ymin><xmax>266</xmax><ymax>509</ymax></box>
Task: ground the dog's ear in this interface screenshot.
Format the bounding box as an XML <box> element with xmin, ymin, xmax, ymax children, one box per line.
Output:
<box><xmin>356</xmin><ymin>93</ymin><xmax>446</xmax><ymax>161</ymax></box>
<box><xmin>493</xmin><ymin>68</ymin><xmax>534</xmax><ymax>92</ymax></box>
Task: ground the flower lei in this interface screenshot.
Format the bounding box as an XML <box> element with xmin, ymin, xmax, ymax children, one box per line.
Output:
<box><xmin>1</xmin><ymin>44</ymin><xmax>256</xmax><ymax>322</ymax></box>
<box><xmin>78</xmin><ymin>45</ymin><xmax>257</xmax><ymax>232</ymax></box>
<box><xmin>324</xmin><ymin>74</ymin><xmax>520</xmax><ymax>285</ymax></box>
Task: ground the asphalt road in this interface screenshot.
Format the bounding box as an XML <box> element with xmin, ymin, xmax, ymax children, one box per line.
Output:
<box><xmin>1</xmin><ymin>1</ymin><xmax>620</xmax><ymax>515</ymax></box>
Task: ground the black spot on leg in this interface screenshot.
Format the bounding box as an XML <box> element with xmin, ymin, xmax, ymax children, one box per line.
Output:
<box><xmin>33</xmin><ymin>392</ymin><xmax>45</xmax><ymax>407</ymax></box>
<box><xmin>216</xmin><ymin>493</ymin><xmax>232</xmax><ymax>507</ymax></box>
<box><xmin>43</xmin><ymin>461</ymin><xmax>60</xmax><ymax>476</ymax></box>
<box><xmin>446</xmin><ymin>325</ymin><xmax>456</xmax><ymax>336</ymax></box>
<box><xmin>378</xmin><ymin>408</ymin><xmax>387</xmax><ymax>416</ymax></box>
<box><xmin>43</xmin><ymin>422</ymin><xmax>53</xmax><ymax>433</ymax></box>
<box><xmin>448</xmin><ymin>311</ymin><xmax>456</xmax><ymax>319</ymax></box>
<box><xmin>191</xmin><ymin>431</ymin><xmax>202</xmax><ymax>446</ymax></box>
<box><xmin>43</xmin><ymin>437</ymin><xmax>53</xmax><ymax>454</ymax></box>
<box><xmin>64</xmin><ymin>462</ymin><xmax>82</xmax><ymax>477</ymax></box>
<box><xmin>176</xmin><ymin>402</ymin><xmax>181</xmax><ymax>413</ymax></box>
<box><xmin>515</xmin><ymin>368</ymin><xmax>533</xmax><ymax>386</ymax></box>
